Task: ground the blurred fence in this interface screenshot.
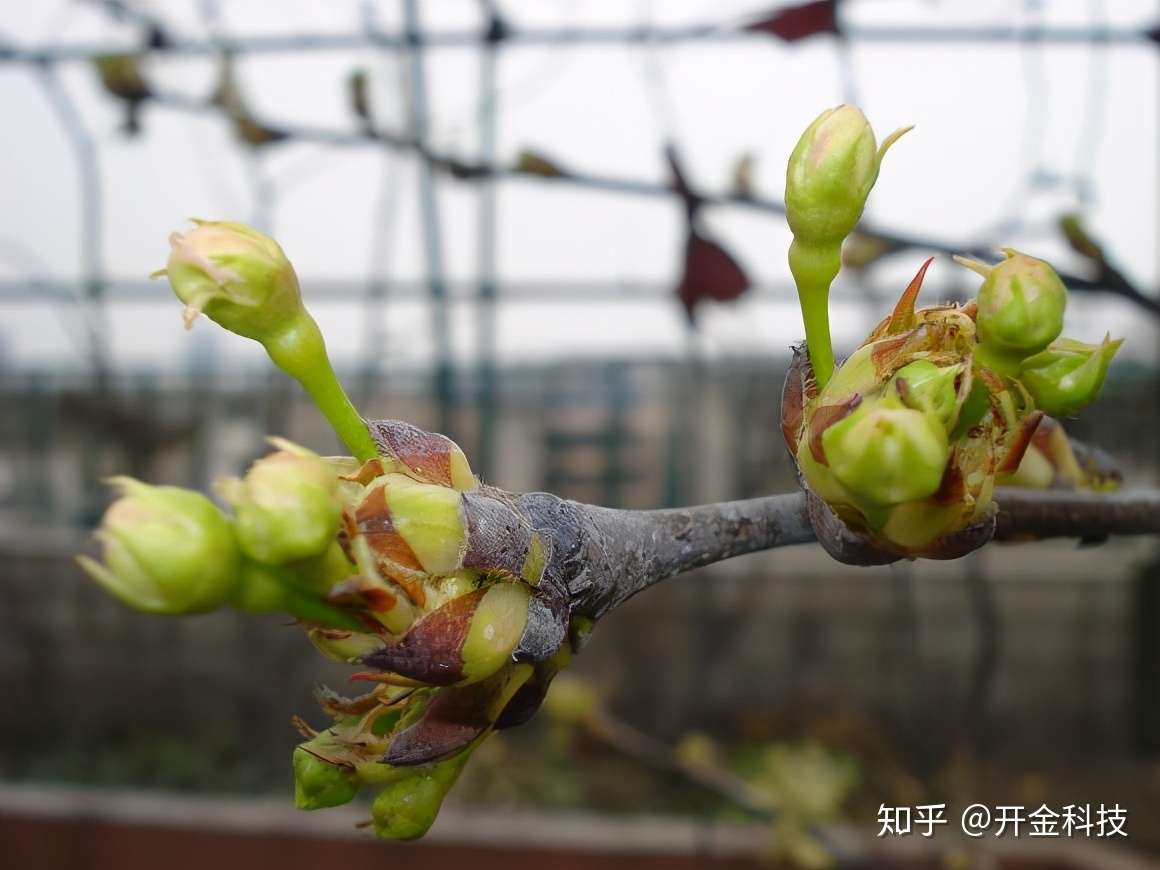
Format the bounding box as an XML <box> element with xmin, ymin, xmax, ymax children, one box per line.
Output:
<box><xmin>2</xmin><ymin>1</ymin><xmax>1160</xmax><ymax>831</ymax></box>
<box><xmin>2</xmin><ymin>347</ymin><xmax>1159</xmax><ymax>796</ymax></box>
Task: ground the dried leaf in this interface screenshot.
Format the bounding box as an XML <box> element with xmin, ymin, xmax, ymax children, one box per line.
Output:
<box><xmin>744</xmin><ymin>0</ymin><xmax>838</xmax><ymax>42</ymax></box>
<box><xmin>677</xmin><ymin>229</ymin><xmax>750</xmax><ymax>322</ymax></box>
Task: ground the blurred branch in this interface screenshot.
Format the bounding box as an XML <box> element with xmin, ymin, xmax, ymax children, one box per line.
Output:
<box><xmin>124</xmin><ymin>86</ymin><xmax>1160</xmax><ymax>315</ymax></box>
<box><xmin>583</xmin><ymin>710</ymin><xmax>774</xmax><ymax>820</ymax></box>
<box><xmin>991</xmin><ymin>488</ymin><xmax>1160</xmax><ymax>540</ymax></box>
<box><xmin>2</xmin><ymin>21</ymin><xmax>1153</xmax><ymax>63</ymax></box>
<box><xmin>546</xmin><ymin>680</ymin><xmax>856</xmax><ymax>859</ymax></box>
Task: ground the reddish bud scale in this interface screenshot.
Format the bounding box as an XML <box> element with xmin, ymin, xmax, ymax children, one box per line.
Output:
<box><xmin>326</xmin><ymin>574</ymin><xmax>398</xmax><ymax>614</ymax></box>
<box><xmin>368</xmin><ymin>419</ymin><xmax>476</xmax><ymax>491</ymax></box>
<box><xmin>384</xmin><ymin>664</ymin><xmax>532</xmax><ymax>766</ymax></box>
<box><xmin>362</xmin><ymin>588</ymin><xmax>486</xmax><ymax>686</ymax></box>
<box><xmin>807</xmin><ymin>395</ymin><xmax>862</xmax><ymax>465</ymax></box>
<box><xmin>351</xmin><ymin>485</ymin><xmax>428</xmax><ymax>605</ymax></box>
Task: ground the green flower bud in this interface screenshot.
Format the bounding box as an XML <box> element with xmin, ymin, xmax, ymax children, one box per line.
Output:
<box><xmin>219</xmin><ymin>439</ymin><xmax>340</xmax><ymax>565</ymax></box>
<box><xmin>156</xmin><ymin>220</ymin><xmax>378</xmax><ymax>463</ymax></box>
<box><xmin>888</xmin><ymin>360</ymin><xmax>964</xmax><ymax>430</ymax></box>
<box><xmin>78</xmin><ymin>477</ymin><xmax>238</xmax><ymax>614</ymax></box>
<box><xmin>293</xmin><ymin>746</ymin><xmax>360</xmax><ymax>810</ymax></box>
<box><xmin>785</xmin><ymin>105</ymin><xmax>911</xmax><ymax>245</ymax></box>
<box><xmin>955</xmin><ymin>248</ymin><xmax>1067</xmax><ymax>370</ymax></box>
<box><xmin>158</xmin><ymin>219</ymin><xmax>302</xmax><ymax>338</ymax></box>
<box><xmin>371</xmin><ymin>752</ymin><xmax>470</xmax><ymax>840</ymax></box>
<box><xmin>821</xmin><ymin>403</ymin><xmax>948</xmax><ymax>508</ymax></box>
<box><xmin>785</xmin><ymin>105</ymin><xmax>910</xmax><ymax>389</ymax></box>
<box><xmin>1019</xmin><ymin>335</ymin><xmax>1122</xmax><ymax>417</ymax></box>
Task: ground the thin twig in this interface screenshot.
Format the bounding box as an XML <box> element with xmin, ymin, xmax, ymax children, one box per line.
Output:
<box><xmin>132</xmin><ymin>87</ymin><xmax>1160</xmax><ymax>314</ymax></box>
<box><xmin>2</xmin><ymin>23</ymin><xmax>1152</xmax><ymax>64</ymax></box>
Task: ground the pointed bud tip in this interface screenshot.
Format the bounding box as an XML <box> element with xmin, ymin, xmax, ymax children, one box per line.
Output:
<box><xmin>162</xmin><ymin>219</ymin><xmax>302</xmax><ymax>343</ymax></box>
<box><xmin>81</xmin><ymin>481</ymin><xmax>239</xmax><ymax>614</ymax></box>
<box><xmin>877</xmin><ymin>124</ymin><xmax>914</xmax><ymax>160</ymax></box>
<box><xmin>952</xmin><ymin>254</ymin><xmax>992</xmax><ymax>278</ymax></box>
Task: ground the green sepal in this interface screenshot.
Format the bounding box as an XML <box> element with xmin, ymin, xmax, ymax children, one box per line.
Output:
<box><xmin>1019</xmin><ymin>335</ymin><xmax>1122</xmax><ymax>417</ymax></box>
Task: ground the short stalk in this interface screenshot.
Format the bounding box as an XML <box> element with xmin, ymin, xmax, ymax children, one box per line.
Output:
<box><xmin>788</xmin><ymin>239</ymin><xmax>841</xmax><ymax>389</ymax></box>
<box><xmin>264</xmin><ymin>312</ymin><xmax>378</xmax><ymax>462</ymax></box>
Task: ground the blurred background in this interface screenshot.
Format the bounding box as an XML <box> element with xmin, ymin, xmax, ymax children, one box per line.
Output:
<box><xmin>1</xmin><ymin>1</ymin><xmax>1159</xmax><ymax>867</ymax></box>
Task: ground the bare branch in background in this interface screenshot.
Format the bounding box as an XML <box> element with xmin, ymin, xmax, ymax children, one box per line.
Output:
<box><xmin>87</xmin><ymin>82</ymin><xmax>1158</xmax><ymax>318</ymax></box>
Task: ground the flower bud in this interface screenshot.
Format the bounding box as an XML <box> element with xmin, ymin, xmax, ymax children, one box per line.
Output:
<box><xmin>821</xmin><ymin>403</ymin><xmax>949</xmax><ymax>508</ymax></box>
<box><xmin>888</xmin><ymin>360</ymin><xmax>964</xmax><ymax>430</ymax></box>
<box><xmin>955</xmin><ymin>249</ymin><xmax>1067</xmax><ymax>370</ymax></box>
<box><xmin>1019</xmin><ymin>335</ymin><xmax>1122</xmax><ymax>417</ymax></box>
<box><xmin>78</xmin><ymin>478</ymin><xmax>238</xmax><ymax>614</ymax></box>
<box><xmin>156</xmin><ymin>220</ymin><xmax>302</xmax><ymax>338</ymax></box>
<box><xmin>157</xmin><ymin>221</ymin><xmax>378</xmax><ymax>462</ymax></box>
<box><xmin>785</xmin><ymin>105</ymin><xmax>911</xmax><ymax>245</ymax></box>
<box><xmin>371</xmin><ymin>752</ymin><xmax>469</xmax><ymax>840</ymax></box>
<box><xmin>219</xmin><ymin>439</ymin><xmax>341</xmax><ymax>565</ymax></box>
<box><xmin>293</xmin><ymin>746</ymin><xmax>360</xmax><ymax>810</ymax></box>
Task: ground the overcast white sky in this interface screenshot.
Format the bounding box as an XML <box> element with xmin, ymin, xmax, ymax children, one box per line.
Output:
<box><xmin>0</xmin><ymin>0</ymin><xmax>1156</xmax><ymax>374</ymax></box>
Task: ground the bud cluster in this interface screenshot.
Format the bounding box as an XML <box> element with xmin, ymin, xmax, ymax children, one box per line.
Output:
<box><xmin>80</xmin><ymin>416</ymin><xmax>564</xmax><ymax>839</ymax></box>
<box><xmin>73</xmin><ymin>218</ymin><xmax>585</xmax><ymax>840</ymax></box>
<box><xmin>781</xmin><ymin>108</ymin><xmax>1122</xmax><ymax>560</ymax></box>
<box><xmin>783</xmin><ymin>250</ymin><xmax>1122</xmax><ymax>559</ymax></box>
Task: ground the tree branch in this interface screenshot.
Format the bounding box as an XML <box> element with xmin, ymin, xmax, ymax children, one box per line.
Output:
<box><xmin>991</xmin><ymin>488</ymin><xmax>1160</xmax><ymax>540</ymax></box>
<box><xmin>526</xmin><ymin>488</ymin><xmax>1160</xmax><ymax>625</ymax></box>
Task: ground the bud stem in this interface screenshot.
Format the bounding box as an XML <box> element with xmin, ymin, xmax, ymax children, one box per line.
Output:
<box><xmin>788</xmin><ymin>239</ymin><xmax>841</xmax><ymax>389</ymax></box>
<box><xmin>263</xmin><ymin>312</ymin><xmax>378</xmax><ymax>462</ymax></box>
<box><xmin>234</xmin><ymin>559</ymin><xmax>365</xmax><ymax>630</ymax></box>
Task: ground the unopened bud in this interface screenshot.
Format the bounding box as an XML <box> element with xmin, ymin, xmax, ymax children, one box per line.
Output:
<box><xmin>821</xmin><ymin>403</ymin><xmax>948</xmax><ymax>507</ymax></box>
<box><xmin>293</xmin><ymin>746</ymin><xmax>360</xmax><ymax>810</ymax></box>
<box><xmin>1019</xmin><ymin>335</ymin><xmax>1122</xmax><ymax>417</ymax></box>
<box><xmin>785</xmin><ymin>105</ymin><xmax>910</xmax><ymax>246</ymax></box>
<box><xmin>888</xmin><ymin>360</ymin><xmax>964</xmax><ymax>430</ymax></box>
<box><xmin>371</xmin><ymin>752</ymin><xmax>468</xmax><ymax>840</ymax></box>
<box><xmin>955</xmin><ymin>249</ymin><xmax>1067</xmax><ymax>370</ymax></box>
<box><xmin>785</xmin><ymin>105</ymin><xmax>910</xmax><ymax>389</ymax></box>
<box><xmin>219</xmin><ymin>439</ymin><xmax>340</xmax><ymax>565</ymax></box>
<box><xmin>156</xmin><ymin>219</ymin><xmax>302</xmax><ymax>338</ymax></box>
<box><xmin>156</xmin><ymin>220</ymin><xmax>378</xmax><ymax>462</ymax></box>
<box><xmin>78</xmin><ymin>478</ymin><xmax>238</xmax><ymax>614</ymax></box>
